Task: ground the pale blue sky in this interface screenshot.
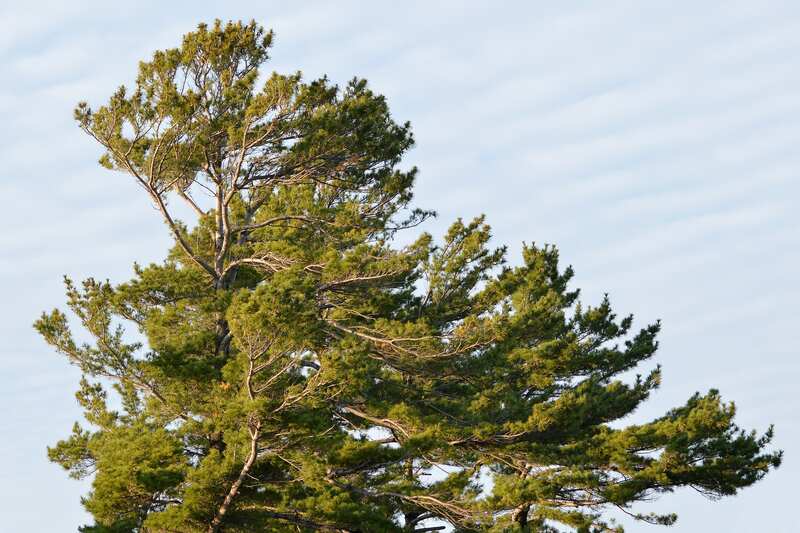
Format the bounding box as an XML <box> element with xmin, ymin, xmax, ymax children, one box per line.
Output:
<box><xmin>1</xmin><ymin>1</ymin><xmax>798</xmax><ymax>531</ymax></box>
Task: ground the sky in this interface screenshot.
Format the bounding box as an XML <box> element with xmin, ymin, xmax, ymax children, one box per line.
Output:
<box><xmin>1</xmin><ymin>1</ymin><xmax>798</xmax><ymax>531</ymax></box>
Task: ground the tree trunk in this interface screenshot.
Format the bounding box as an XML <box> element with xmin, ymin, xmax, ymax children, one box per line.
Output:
<box><xmin>207</xmin><ymin>420</ymin><xmax>261</xmax><ymax>533</ymax></box>
<box><xmin>511</xmin><ymin>503</ymin><xmax>530</xmax><ymax>530</ymax></box>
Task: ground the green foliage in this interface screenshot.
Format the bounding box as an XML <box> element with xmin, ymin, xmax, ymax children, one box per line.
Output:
<box><xmin>39</xmin><ymin>19</ymin><xmax>780</xmax><ymax>532</ymax></box>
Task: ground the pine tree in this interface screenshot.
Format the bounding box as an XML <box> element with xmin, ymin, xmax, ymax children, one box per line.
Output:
<box><xmin>37</xmin><ymin>20</ymin><xmax>781</xmax><ymax>532</ymax></box>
